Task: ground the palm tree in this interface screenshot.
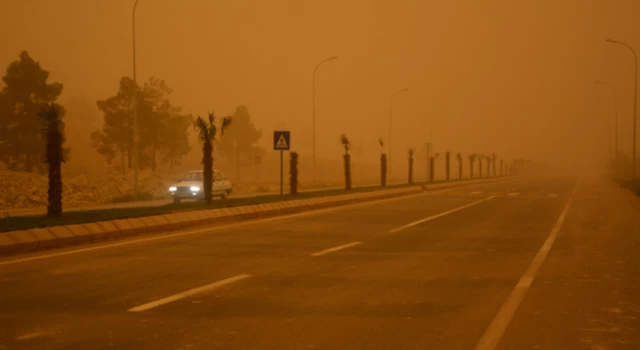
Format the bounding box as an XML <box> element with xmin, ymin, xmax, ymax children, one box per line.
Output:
<box><xmin>492</xmin><ymin>153</ymin><xmax>497</xmax><ymax>177</ymax></box>
<box><xmin>500</xmin><ymin>159</ymin><xmax>504</xmax><ymax>176</ymax></box>
<box><xmin>408</xmin><ymin>148</ymin><xmax>415</xmax><ymax>184</ymax></box>
<box><xmin>456</xmin><ymin>153</ymin><xmax>463</xmax><ymax>179</ymax></box>
<box><xmin>445</xmin><ymin>151</ymin><xmax>451</xmax><ymax>181</ymax></box>
<box><xmin>379</xmin><ymin>138</ymin><xmax>387</xmax><ymax>187</ymax></box>
<box><xmin>39</xmin><ymin>103</ymin><xmax>66</xmax><ymax>217</ymax></box>
<box><xmin>468</xmin><ymin>153</ymin><xmax>477</xmax><ymax>178</ymax></box>
<box><xmin>430</xmin><ymin>153</ymin><xmax>440</xmax><ymax>182</ymax></box>
<box><xmin>488</xmin><ymin>153</ymin><xmax>495</xmax><ymax>177</ymax></box>
<box><xmin>193</xmin><ymin>112</ymin><xmax>232</xmax><ymax>204</ymax></box>
<box><xmin>340</xmin><ymin>134</ymin><xmax>352</xmax><ymax>190</ymax></box>
<box><xmin>479</xmin><ymin>154</ymin><xmax>484</xmax><ymax>178</ymax></box>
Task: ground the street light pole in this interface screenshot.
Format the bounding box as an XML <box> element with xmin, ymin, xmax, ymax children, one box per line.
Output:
<box><xmin>595</xmin><ymin>80</ymin><xmax>619</xmax><ymax>162</ymax></box>
<box><xmin>312</xmin><ymin>55</ymin><xmax>338</xmax><ymax>184</ymax></box>
<box><xmin>607</xmin><ymin>38</ymin><xmax>638</xmax><ymax>178</ymax></box>
<box><xmin>132</xmin><ymin>0</ymin><xmax>141</xmax><ymax>196</ymax></box>
<box><xmin>388</xmin><ymin>88</ymin><xmax>408</xmax><ymax>179</ymax></box>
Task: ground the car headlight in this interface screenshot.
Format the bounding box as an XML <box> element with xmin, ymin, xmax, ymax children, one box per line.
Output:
<box><xmin>169</xmin><ymin>186</ymin><xmax>177</xmax><ymax>192</ymax></box>
<box><xmin>190</xmin><ymin>186</ymin><xmax>200</xmax><ymax>192</ymax></box>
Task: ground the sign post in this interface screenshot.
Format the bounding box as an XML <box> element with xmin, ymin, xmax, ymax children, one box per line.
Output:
<box><xmin>273</xmin><ymin>131</ymin><xmax>291</xmax><ymax>195</ymax></box>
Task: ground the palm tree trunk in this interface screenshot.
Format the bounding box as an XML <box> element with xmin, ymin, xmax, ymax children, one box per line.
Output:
<box><xmin>408</xmin><ymin>156</ymin><xmax>414</xmax><ymax>184</ymax></box>
<box><xmin>344</xmin><ymin>153</ymin><xmax>352</xmax><ymax>190</ymax></box>
<box><xmin>203</xmin><ymin>141</ymin><xmax>213</xmax><ymax>204</ymax></box>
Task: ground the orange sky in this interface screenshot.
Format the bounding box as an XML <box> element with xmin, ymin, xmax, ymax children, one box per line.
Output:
<box><xmin>1</xmin><ymin>0</ymin><xmax>639</xmax><ymax>174</ymax></box>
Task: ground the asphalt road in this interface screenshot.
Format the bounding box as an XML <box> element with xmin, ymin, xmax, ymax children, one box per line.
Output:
<box><xmin>1</xmin><ymin>176</ymin><xmax>639</xmax><ymax>349</ymax></box>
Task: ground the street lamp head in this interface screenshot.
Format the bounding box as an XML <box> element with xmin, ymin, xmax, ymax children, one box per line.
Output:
<box><xmin>606</xmin><ymin>38</ymin><xmax>619</xmax><ymax>44</ymax></box>
<box><xmin>401</xmin><ymin>88</ymin><xmax>409</xmax><ymax>92</ymax></box>
<box><xmin>329</xmin><ymin>56</ymin><xmax>338</xmax><ymax>61</ymax></box>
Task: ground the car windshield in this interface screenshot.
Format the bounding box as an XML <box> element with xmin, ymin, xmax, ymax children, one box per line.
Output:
<box><xmin>182</xmin><ymin>172</ymin><xmax>203</xmax><ymax>181</ymax></box>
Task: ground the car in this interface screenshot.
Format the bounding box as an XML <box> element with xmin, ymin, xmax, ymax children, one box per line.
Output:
<box><xmin>168</xmin><ymin>170</ymin><xmax>232</xmax><ymax>203</ymax></box>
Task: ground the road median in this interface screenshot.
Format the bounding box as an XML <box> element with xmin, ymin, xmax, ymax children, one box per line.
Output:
<box><xmin>0</xmin><ymin>177</ymin><xmax>512</xmax><ymax>256</ymax></box>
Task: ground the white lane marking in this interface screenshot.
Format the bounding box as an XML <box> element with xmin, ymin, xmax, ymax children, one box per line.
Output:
<box><xmin>474</xmin><ymin>179</ymin><xmax>580</xmax><ymax>350</ymax></box>
<box><xmin>507</xmin><ymin>192</ymin><xmax>520</xmax><ymax>196</ymax></box>
<box><xmin>127</xmin><ymin>274</ymin><xmax>251</xmax><ymax>312</ymax></box>
<box><xmin>470</xmin><ymin>191</ymin><xmax>484</xmax><ymax>195</ymax></box>
<box><xmin>0</xmin><ymin>192</ymin><xmax>431</xmax><ymax>267</ymax></box>
<box><xmin>390</xmin><ymin>196</ymin><xmax>496</xmax><ymax>233</ymax></box>
<box><xmin>0</xmin><ymin>178</ymin><xmax>517</xmax><ymax>267</ymax></box>
<box><xmin>311</xmin><ymin>242</ymin><xmax>362</xmax><ymax>257</ymax></box>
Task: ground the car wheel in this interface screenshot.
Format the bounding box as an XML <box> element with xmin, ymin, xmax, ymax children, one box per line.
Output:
<box><xmin>173</xmin><ymin>197</ymin><xmax>181</xmax><ymax>204</ymax></box>
<box><xmin>221</xmin><ymin>190</ymin><xmax>230</xmax><ymax>199</ymax></box>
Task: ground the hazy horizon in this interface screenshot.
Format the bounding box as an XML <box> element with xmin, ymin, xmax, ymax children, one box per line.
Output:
<box><xmin>2</xmin><ymin>0</ymin><xmax>639</xmax><ymax>175</ymax></box>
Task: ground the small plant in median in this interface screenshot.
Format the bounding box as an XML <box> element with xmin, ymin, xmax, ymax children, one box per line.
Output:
<box><xmin>468</xmin><ymin>153</ymin><xmax>477</xmax><ymax>178</ymax></box>
<box><xmin>379</xmin><ymin>138</ymin><xmax>387</xmax><ymax>187</ymax></box>
<box><xmin>430</xmin><ymin>153</ymin><xmax>439</xmax><ymax>182</ymax></box>
<box><xmin>340</xmin><ymin>134</ymin><xmax>352</xmax><ymax>190</ymax></box>
<box><xmin>445</xmin><ymin>151</ymin><xmax>451</xmax><ymax>181</ymax></box>
<box><xmin>408</xmin><ymin>148</ymin><xmax>415</xmax><ymax>184</ymax></box>
<box><xmin>193</xmin><ymin>112</ymin><xmax>232</xmax><ymax>204</ymax></box>
<box><xmin>39</xmin><ymin>103</ymin><xmax>66</xmax><ymax>217</ymax></box>
<box><xmin>487</xmin><ymin>153</ymin><xmax>496</xmax><ymax>177</ymax></box>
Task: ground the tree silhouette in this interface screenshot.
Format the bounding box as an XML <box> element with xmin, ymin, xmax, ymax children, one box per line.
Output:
<box><xmin>340</xmin><ymin>134</ymin><xmax>352</xmax><ymax>190</ymax></box>
<box><xmin>39</xmin><ymin>103</ymin><xmax>66</xmax><ymax>216</ymax></box>
<box><xmin>456</xmin><ymin>153</ymin><xmax>463</xmax><ymax>179</ymax></box>
<box><xmin>193</xmin><ymin>112</ymin><xmax>232</xmax><ymax>204</ymax></box>
<box><xmin>1</xmin><ymin>51</ymin><xmax>63</xmax><ymax>171</ymax></box>
<box><xmin>92</xmin><ymin>76</ymin><xmax>192</xmax><ymax>172</ymax></box>
<box><xmin>479</xmin><ymin>154</ymin><xmax>484</xmax><ymax>178</ymax></box>
<box><xmin>468</xmin><ymin>153</ymin><xmax>477</xmax><ymax>178</ymax></box>
<box><xmin>217</xmin><ymin>105</ymin><xmax>263</xmax><ymax>182</ymax></box>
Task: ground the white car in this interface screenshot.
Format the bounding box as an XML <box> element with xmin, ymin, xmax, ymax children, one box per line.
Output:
<box><xmin>168</xmin><ymin>170</ymin><xmax>232</xmax><ymax>203</ymax></box>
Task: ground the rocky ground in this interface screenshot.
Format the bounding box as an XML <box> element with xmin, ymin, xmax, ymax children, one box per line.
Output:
<box><xmin>0</xmin><ymin>168</ymin><xmax>346</xmax><ymax>210</ymax></box>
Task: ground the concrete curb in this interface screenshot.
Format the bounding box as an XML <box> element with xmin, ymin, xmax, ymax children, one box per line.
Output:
<box><xmin>0</xmin><ymin>177</ymin><xmax>513</xmax><ymax>256</ymax></box>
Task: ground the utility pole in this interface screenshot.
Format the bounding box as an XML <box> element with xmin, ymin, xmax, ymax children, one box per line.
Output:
<box><xmin>132</xmin><ymin>0</ymin><xmax>141</xmax><ymax>196</ymax></box>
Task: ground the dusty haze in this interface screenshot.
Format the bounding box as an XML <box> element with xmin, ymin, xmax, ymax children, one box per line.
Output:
<box><xmin>1</xmin><ymin>0</ymin><xmax>638</xmax><ymax>177</ymax></box>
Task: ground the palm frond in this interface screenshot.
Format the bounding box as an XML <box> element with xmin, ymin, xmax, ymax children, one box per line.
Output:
<box><xmin>193</xmin><ymin>116</ymin><xmax>209</xmax><ymax>141</ymax></box>
<box><xmin>379</xmin><ymin>137</ymin><xmax>384</xmax><ymax>147</ymax></box>
<box><xmin>220</xmin><ymin>116</ymin><xmax>233</xmax><ymax>135</ymax></box>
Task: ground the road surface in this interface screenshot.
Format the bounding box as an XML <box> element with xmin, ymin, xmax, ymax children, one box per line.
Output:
<box><xmin>1</xmin><ymin>176</ymin><xmax>639</xmax><ymax>349</ymax></box>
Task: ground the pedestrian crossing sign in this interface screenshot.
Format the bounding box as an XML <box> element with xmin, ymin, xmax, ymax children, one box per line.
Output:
<box><xmin>273</xmin><ymin>131</ymin><xmax>290</xmax><ymax>151</ymax></box>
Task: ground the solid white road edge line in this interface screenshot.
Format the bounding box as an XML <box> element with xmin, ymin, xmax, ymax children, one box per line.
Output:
<box><xmin>474</xmin><ymin>179</ymin><xmax>580</xmax><ymax>350</ymax></box>
<box><xmin>127</xmin><ymin>274</ymin><xmax>251</xmax><ymax>312</ymax></box>
<box><xmin>389</xmin><ymin>196</ymin><xmax>496</xmax><ymax>233</ymax></box>
<box><xmin>311</xmin><ymin>242</ymin><xmax>362</xmax><ymax>257</ymax></box>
